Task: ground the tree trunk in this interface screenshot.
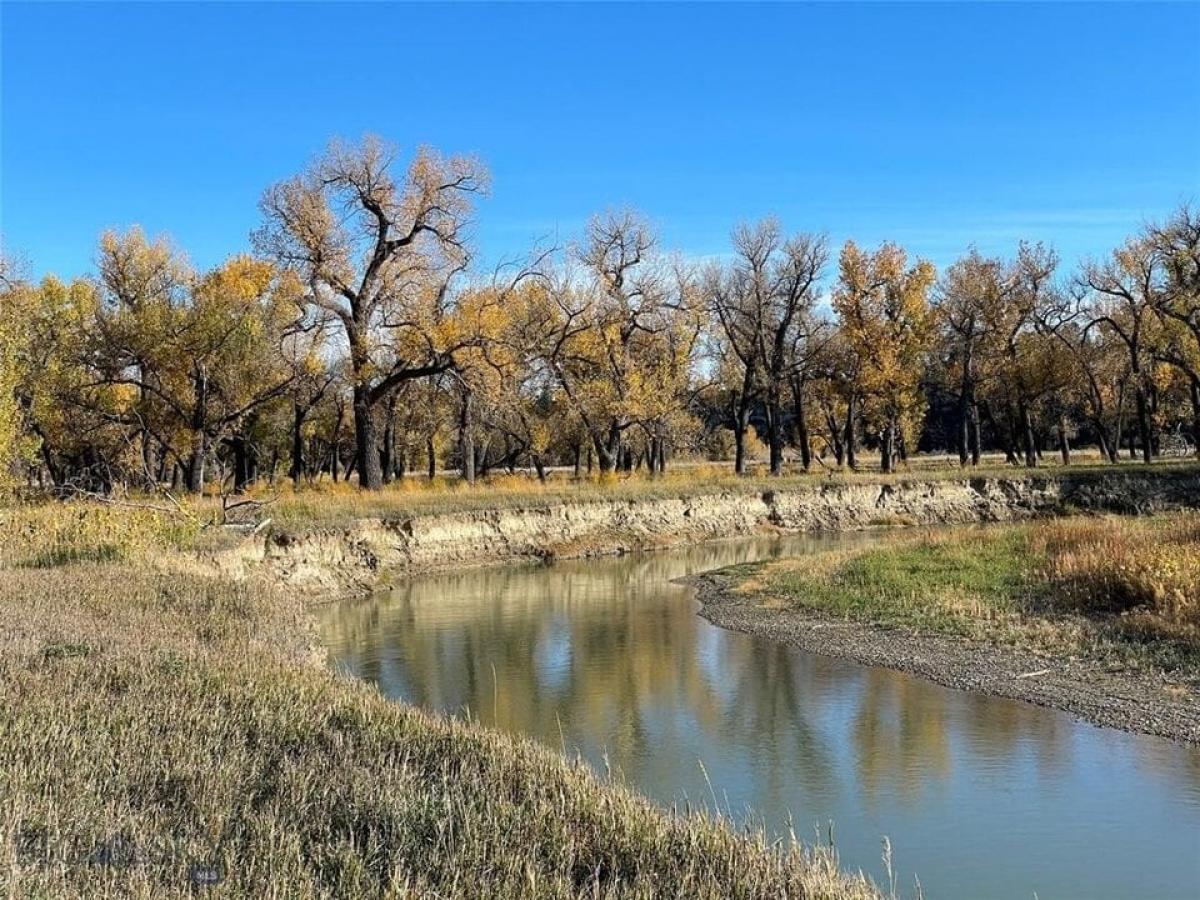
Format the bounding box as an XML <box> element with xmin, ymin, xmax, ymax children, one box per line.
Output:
<box><xmin>1019</xmin><ymin>400</ymin><xmax>1037</xmax><ymax>467</ymax></box>
<box><xmin>957</xmin><ymin>380</ymin><xmax>972</xmax><ymax>467</ymax></box>
<box><xmin>427</xmin><ymin>436</ymin><xmax>437</xmax><ymax>480</ymax></box>
<box><xmin>1135</xmin><ymin>382</ymin><xmax>1153</xmax><ymax>464</ymax></box>
<box><xmin>844</xmin><ymin>395</ymin><xmax>857</xmax><ymax>470</ymax></box>
<box><xmin>353</xmin><ymin>385</ymin><xmax>383</xmax><ymax>490</ymax></box>
<box><xmin>1057</xmin><ymin>416</ymin><xmax>1071</xmax><ymax>466</ymax></box>
<box><xmin>969</xmin><ymin>402</ymin><xmax>982</xmax><ymax>466</ymax></box>
<box><xmin>381</xmin><ymin>394</ymin><xmax>397</xmax><ymax>485</ymax></box>
<box><xmin>328</xmin><ymin>403</ymin><xmax>343</xmax><ymax>482</ymax></box>
<box><xmin>185</xmin><ymin>368</ymin><xmax>209</xmax><ymax>494</ymax></box>
<box><xmin>733</xmin><ymin>365</ymin><xmax>754</xmax><ymax>476</ymax></box>
<box><xmin>1191</xmin><ymin>379</ymin><xmax>1200</xmax><ymax>459</ymax></box>
<box><xmin>185</xmin><ymin>439</ymin><xmax>206</xmax><ymax>494</ymax></box>
<box><xmin>767</xmin><ymin>387</ymin><xmax>783</xmax><ymax>477</ymax></box>
<box><xmin>824</xmin><ymin>411</ymin><xmax>844</xmax><ymax>467</ymax></box>
<box><xmin>595</xmin><ymin>423</ymin><xmax>620</xmax><ymax>474</ymax></box>
<box><xmin>573</xmin><ymin>443</ymin><xmax>582</xmax><ymax>479</ymax></box>
<box><xmin>733</xmin><ymin>419</ymin><xmax>747</xmax><ymax>475</ymax></box>
<box><xmin>232</xmin><ymin>435</ymin><xmax>253</xmax><ymax>493</ymax></box>
<box><xmin>290</xmin><ymin>401</ymin><xmax>306</xmax><ymax>489</ymax></box>
<box><xmin>880</xmin><ymin>419</ymin><xmax>895</xmax><ymax>474</ymax></box>
<box><xmin>791</xmin><ymin>377</ymin><xmax>811</xmax><ymax>471</ymax></box>
<box><xmin>459</xmin><ymin>389</ymin><xmax>475</xmax><ymax>484</ymax></box>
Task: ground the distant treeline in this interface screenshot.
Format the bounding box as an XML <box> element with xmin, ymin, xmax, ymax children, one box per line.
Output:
<box><xmin>1</xmin><ymin>136</ymin><xmax>1197</xmax><ymax>494</ymax></box>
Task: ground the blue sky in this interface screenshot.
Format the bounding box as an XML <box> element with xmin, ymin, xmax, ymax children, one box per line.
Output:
<box><xmin>3</xmin><ymin>2</ymin><xmax>1198</xmax><ymax>279</ymax></box>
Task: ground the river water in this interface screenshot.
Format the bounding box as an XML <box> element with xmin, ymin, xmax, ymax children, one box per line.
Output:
<box><xmin>317</xmin><ymin>534</ymin><xmax>1200</xmax><ymax>898</ymax></box>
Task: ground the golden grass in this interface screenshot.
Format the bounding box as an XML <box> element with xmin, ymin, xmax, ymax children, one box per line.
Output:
<box><xmin>1033</xmin><ymin>514</ymin><xmax>1200</xmax><ymax>641</ymax></box>
<box><xmin>0</xmin><ymin>501</ymin><xmax>202</xmax><ymax>568</ymax></box>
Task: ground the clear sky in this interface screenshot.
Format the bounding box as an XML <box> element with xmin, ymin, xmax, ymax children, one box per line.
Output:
<box><xmin>3</xmin><ymin>1</ymin><xmax>1198</xmax><ymax>280</ymax></box>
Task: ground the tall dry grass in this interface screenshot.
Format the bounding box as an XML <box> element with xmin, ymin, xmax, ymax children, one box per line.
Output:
<box><xmin>0</xmin><ymin>549</ymin><xmax>878</xmax><ymax>897</ymax></box>
<box><xmin>1034</xmin><ymin>514</ymin><xmax>1200</xmax><ymax>641</ymax></box>
<box><xmin>0</xmin><ymin>501</ymin><xmax>202</xmax><ymax>568</ymax></box>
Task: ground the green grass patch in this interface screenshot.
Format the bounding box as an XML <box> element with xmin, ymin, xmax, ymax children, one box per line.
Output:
<box><xmin>738</xmin><ymin>515</ymin><xmax>1200</xmax><ymax>679</ymax></box>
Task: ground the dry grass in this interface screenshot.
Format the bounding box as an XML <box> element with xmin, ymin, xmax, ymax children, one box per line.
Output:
<box><xmin>742</xmin><ymin>514</ymin><xmax>1200</xmax><ymax>679</ymax></box>
<box><xmin>0</xmin><ymin>501</ymin><xmax>202</xmax><ymax>568</ymax></box>
<box><xmin>1033</xmin><ymin>515</ymin><xmax>1200</xmax><ymax>642</ymax></box>
<box><xmin>0</xmin><ymin>548</ymin><xmax>878</xmax><ymax>897</ymax></box>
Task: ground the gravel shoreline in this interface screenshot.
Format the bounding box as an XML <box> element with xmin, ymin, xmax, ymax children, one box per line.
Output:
<box><xmin>687</xmin><ymin>570</ymin><xmax>1200</xmax><ymax>746</ymax></box>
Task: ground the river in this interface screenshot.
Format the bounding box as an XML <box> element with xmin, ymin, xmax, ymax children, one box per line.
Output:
<box><xmin>317</xmin><ymin>534</ymin><xmax>1200</xmax><ymax>898</ymax></box>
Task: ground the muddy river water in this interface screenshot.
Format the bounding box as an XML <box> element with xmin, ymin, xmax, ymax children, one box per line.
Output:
<box><xmin>318</xmin><ymin>534</ymin><xmax>1200</xmax><ymax>898</ymax></box>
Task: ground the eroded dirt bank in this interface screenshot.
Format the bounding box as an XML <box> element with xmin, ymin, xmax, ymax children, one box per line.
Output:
<box><xmin>220</xmin><ymin>469</ymin><xmax>1200</xmax><ymax>596</ymax></box>
<box><xmin>688</xmin><ymin>569</ymin><xmax>1200</xmax><ymax>744</ymax></box>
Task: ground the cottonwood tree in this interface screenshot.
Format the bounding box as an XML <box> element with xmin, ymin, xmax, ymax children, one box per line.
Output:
<box><xmin>1008</xmin><ymin>244</ymin><xmax>1065</xmax><ymax>466</ymax></box>
<box><xmin>966</xmin><ymin>243</ymin><xmax>1064</xmax><ymax>467</ymax></box>
<box><xmin>706</xmin><ymin>220</ymin><xmax>827</xmax><ymax>476</ymax></box>
<box><xmin>459</xmin><ymin>281</ymin><xmax>564</xmax><ymax>481</ymax></box>
<box><xmin>93</xmin><ymin>227</ymin><xmax>192</xmax><ymax>485</ymax></box>
<box><xmin>806</xmin><ymin>332</ymin><xmax>857</xmax><ymax>468</ymax></box>
<box><xmin>0</xmin><ymin>256</ymin><xmax>45</xmax><ymax>488</ymax></box>
<box><xmin>256</xmin><ymin>136</ymin><xmax>487</xmax><ymax>490</ymax></box>
<box><xmin>91</xmin><ymin>233</ymin><xmax>299</xmax><ymax>492</ymax></box>
<box><xmin>833</xmin><ymin>241</ymin><xmax>935</xmax><ymax>472</ymax></box>
<box><xmin>279</xmin><ymin>290</ymin><xmax>336</xmax><ymax>488</ymax></box>
<box><xmin>934</xmin><ymin>249</ymin><xmax>1008</xmax><ymax>466</ymax></box>
<box><xmin>1</xmin><ymin>273</ymin><xmax>109</xmax><ymax>490</ymax></box>
<box><xmin>1041</xmin><ymin>287</ymin><xmax>1132</xmax><ymax>463</ymax></box>
<box><xmin>702</xmin><ymin>270</ymin><xmax>759</xmax><ymax>474</ymax></box>
<box><xmin>539</xmin><ymin>212</ymin><xmax>696</xmax><ymax>473</ymax></box>
<box><xmin>1081</xmin><ymin>237</ymin><xmax>1160</xmax><ymax>463</ymax></box>
<box><xmin>1148</xmin><ymin>205</ymin><xmax>1200</xmax><ymax>455</ymax></box>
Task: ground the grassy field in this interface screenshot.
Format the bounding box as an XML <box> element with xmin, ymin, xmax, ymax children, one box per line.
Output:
<box><xmin>729</xmin><ymin>513</ymin><xmax>1200</xmax><ymax>679</ymax></box>
<box><xmin>0</xmin><ymin>519</ymin><xmax>878</xmax><ymax>898</ymax></box>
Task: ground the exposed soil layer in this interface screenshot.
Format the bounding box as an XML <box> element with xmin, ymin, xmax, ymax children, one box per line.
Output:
<box><xmin>224</xmin><ymin>469</ymin><xmax>1200</xmax><ymax>597</ymax></box>
<box><xmin>688</xmin><ymin>570</ymin><xmax>1200</xmax><ymax>745</ymax></box>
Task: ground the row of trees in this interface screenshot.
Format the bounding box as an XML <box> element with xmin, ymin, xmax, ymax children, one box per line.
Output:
<box><xmin>1</xmin><ymin>137</ymin><xmax>1197</xmax><ymax>495</ymax></box>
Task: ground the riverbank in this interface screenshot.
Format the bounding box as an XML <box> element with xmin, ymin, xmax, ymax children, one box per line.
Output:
<box><xmin>689</xmin><ymin>515</ymin><xmax>1200</xmax><ymax>744</ymax></box>
<box><xmin>0</xmin><ymin>558</ymin><xmax>877</xmax><ymax>898</ymax></box>
<box><xmin>231</xmin><ymin>466</ymin><xmax>1200</xmax><ymax>596</ymax></box>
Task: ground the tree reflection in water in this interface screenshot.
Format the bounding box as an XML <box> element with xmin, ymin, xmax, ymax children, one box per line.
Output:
<box><xmin>319</xmin><ymin>535</ymin><xmax>1200</xmax><ymax>900</ymax></box>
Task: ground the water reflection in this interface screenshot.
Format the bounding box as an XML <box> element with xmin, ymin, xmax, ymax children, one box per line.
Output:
<box><xmin>319</xmin><ymin>536</ymin><xmax>1200</xmax><ymax>899</ymax></box>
